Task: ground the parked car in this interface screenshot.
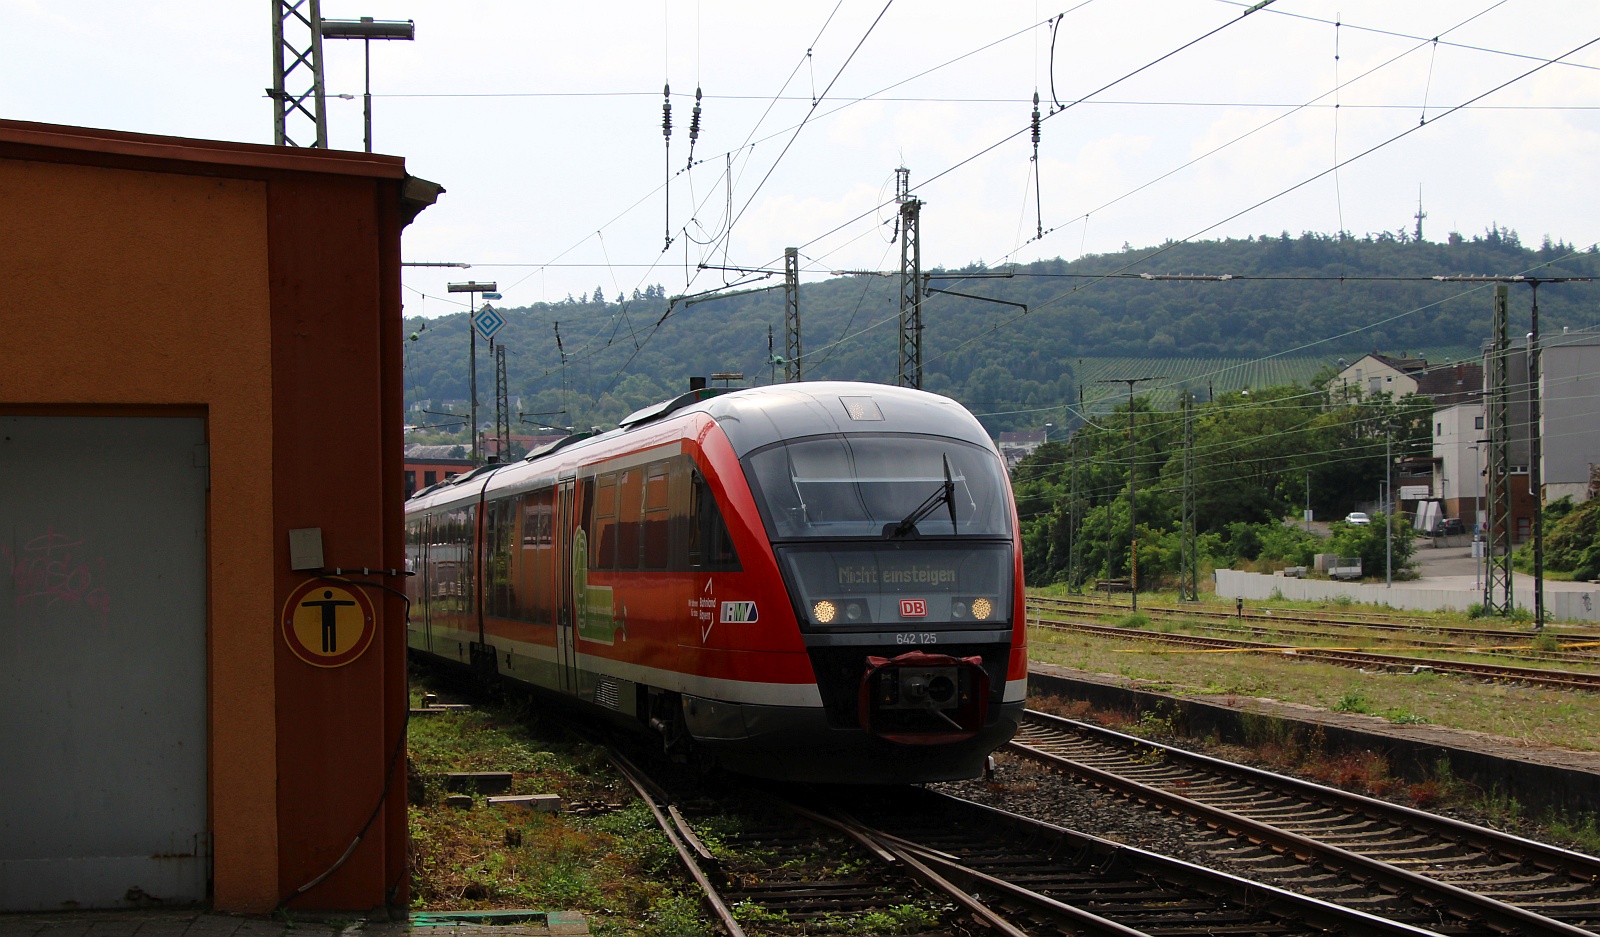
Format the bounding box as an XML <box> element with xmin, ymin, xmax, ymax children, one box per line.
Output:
<box><xmin>1344</xmin><ymin>512</ymin><xmax>1371</xmax><ymax>526</ymax></box>
<box><xmin>1432</xmin><ymin>517</ymin><xmax>1465</xmax><ymax>537</ymax></box>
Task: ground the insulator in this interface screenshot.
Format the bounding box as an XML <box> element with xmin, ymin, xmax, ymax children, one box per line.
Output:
<box><xmin>688</xmin><ymin>85</ymin><xmax>703</xmax><ymax>143</ymax></box>
<box><xmin>1031</xmin><ymin>91</ymin><xmax>1041</xmax><ymax>147</ymax></box>
<box><xmin>662</xmin><ymin>83</ymin><xmax>672</xmax><ymax>138</ymax></box>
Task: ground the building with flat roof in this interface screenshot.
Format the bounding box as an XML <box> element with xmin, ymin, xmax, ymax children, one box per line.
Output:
<box><xmin>1</xmin><ymin>118</ymin><xmax>438</xmax><ymax>913</ymax></box>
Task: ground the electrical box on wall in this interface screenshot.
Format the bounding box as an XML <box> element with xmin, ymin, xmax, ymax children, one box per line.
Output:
<box><xmin>289</xmin><ymin>528</ymin><xmax>324</xmax><ymax>571</ymax></box>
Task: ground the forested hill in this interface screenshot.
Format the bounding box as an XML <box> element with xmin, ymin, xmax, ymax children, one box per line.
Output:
<box><xmin>403</xmin><ymin>228</ymin><xmax>1599</xmax><ymax>435</ymax></box>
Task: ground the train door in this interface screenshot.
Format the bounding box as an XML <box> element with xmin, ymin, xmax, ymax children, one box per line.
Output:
<box><xmin>554</xmin><ymin>475</ymin><xmax>579</xmax><ymax>695</ymax></box>
<box><xmin>419</xmin><ymin>513</ymin><xmax>434</xmax><ymax>652</ymax></box>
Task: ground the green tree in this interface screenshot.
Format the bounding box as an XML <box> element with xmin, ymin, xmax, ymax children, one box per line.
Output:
<box><xmin>1327</xmin><ymin>514</ymin><xmax>1415</xmax><ymax>578</ymax></box>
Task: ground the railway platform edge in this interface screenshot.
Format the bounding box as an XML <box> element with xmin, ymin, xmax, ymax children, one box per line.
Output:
<box><xmin>1031</xmin><ymin>662</ymin><xmax>1600</xmax><ymax>820</ymax></box>
<box><xmin>0</xmin><ymin>911</ymin><xmax>588</xmax><ymax>937</ymax></box>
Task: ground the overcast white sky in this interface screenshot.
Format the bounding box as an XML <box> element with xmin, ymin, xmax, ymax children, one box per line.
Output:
<box><xmin>3</xmin><ymin>1</ymin><xmax>1598</xmax><ymax>319</ymax></box>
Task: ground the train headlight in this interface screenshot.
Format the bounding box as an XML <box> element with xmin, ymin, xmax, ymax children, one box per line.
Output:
<box><xmin>845</xmin><ymin>601</ymin><xmax>864</xmax><ymax>621</ymax></box>
<box><xmin>952</xmin><ymin>600</ymin><xmax>967</xmax><ymax>619</ymax></box>
<box><xmin>813</xmin><ymin>600</ymin><xmax>837</xmax><ymax>624</ymax></box>
<box><xmin>971</xmin><ymin>597</ymin><xmax>993</xmax><ymax>621</ymax></box>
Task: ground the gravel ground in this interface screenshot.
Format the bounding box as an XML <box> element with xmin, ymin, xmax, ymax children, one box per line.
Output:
<box><xmin>934</xmin><ymin>751</ymin><xmax>1286</xmax><ymax>883</ymax></box>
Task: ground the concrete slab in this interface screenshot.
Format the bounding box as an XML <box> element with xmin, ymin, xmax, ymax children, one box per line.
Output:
<box><xmin>443</xmin><ymin>773</ymin><xmax>513</xmax><ymax>795</ymax></box>
<box><xmin>486</xmin><ymin>795</ymin><xmax>561</xmax><ymax>813</ymax></box>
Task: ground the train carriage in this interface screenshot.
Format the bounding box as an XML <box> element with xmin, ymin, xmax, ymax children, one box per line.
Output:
<box><xmin>404</xmin><ymin>381</ymin><xmax>1027</xmax><ymax>783</ymax></box>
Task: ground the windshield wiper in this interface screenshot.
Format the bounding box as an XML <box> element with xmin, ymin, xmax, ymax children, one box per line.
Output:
<box><xmin>887</xmin><ymin>454</ymin><xmax>957</xmax><ymax>538</ymax></box>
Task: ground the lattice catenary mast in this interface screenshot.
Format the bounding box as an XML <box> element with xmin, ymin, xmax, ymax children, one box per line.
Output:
<box><xmin>271</xmin><ymin>0</ymin><xmax>328</xmax><ymax>147</ymax></box>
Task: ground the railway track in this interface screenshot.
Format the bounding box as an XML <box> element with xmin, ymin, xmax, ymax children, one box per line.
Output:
<box><xmin>1009</xmin><ymin>709</ymin><xmax>1600</xmax><ymax>935</ymax></box>
<box><xmin>1029</xmin><ymin>613</ymin><xmax>1600</xmax><ymax>693</ymax></box>
<box><xmin>602</xmin><ymin>748</ymin><xmax>965</xmax><ymax>936</ymax></box>
<box><xmin>1030</xmin><ymin>595</ymin><xmax>1600</xmax><ymax>651</ymax></box>
<box><xmin>1029</xmin><ymin>597</ymin><xmax>1600</xmax><ymax>668</ymax></box>
<box><xmin>829</xmin><ymin>786</ymin><xmax>1453</xmax><ymax>937</ymax></box>
<box><xmin>609</xmin><ymin>742</ymin><xmax>1484</xmax><ymax>936</ymax></box>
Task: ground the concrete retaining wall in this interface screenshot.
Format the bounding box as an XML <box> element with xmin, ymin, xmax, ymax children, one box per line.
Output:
<box><xmin>1214</xmin><ymin>569</ymin><xmax>1600</xmax><ymax>622</ymax></box>
<box><xmin>1030</xmin><ymin>667</ymin><xmax>1600</xmax><ymax>821</ymax></box>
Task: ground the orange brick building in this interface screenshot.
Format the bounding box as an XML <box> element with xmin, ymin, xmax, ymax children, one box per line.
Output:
<box><xmin>0</xmin><ymin>119</ymin><xmax>438</xmax><ymax>912</ymax></box>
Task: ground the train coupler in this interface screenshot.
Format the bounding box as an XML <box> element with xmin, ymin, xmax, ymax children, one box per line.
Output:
<box><xmin>857</xmin><ymin>649</ymin><xmax>990</xmax><ymax>744</ymax></box>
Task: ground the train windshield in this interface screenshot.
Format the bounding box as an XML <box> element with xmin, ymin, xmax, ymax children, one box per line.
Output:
<box><xmin>742</xmin><ymin>434</ymin><xmax>1011</xmax><ymax>540</ymax></box>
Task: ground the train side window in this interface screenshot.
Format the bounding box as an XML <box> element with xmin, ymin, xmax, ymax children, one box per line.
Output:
<box><xmin>438</xmin><ymin>504</ymin><xmax>475</xmax><ymax>615</ymax></box>
<box><xmin>616</xmin><ymin>469</ymin><xmax>643</xmax><ymax>570</ymax></box>
<box><xmin>484</xmin><ymin>496</ymin><xmax>517</xmax><ymax>619</ymax></box>
<box><xmin>590</xmin><ymin>473</ymin><xmax>618</xmax><ymax>570</ymax></box>
<box><xmin>519</xmin><ymin>488</ymin><xmax>555</xmax><ymax>624</ymax></box>
<box><xmin>690</xmin><ymin>469</ymin><xmax>741</xmax><ymax>572</ymax></box>
<box><xmin>641</xmin><ymin>461</ymin><xmax>671</xmax><ymax>569</ymax></box>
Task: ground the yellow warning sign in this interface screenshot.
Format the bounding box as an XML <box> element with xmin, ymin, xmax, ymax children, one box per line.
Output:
<box><xmin>281</xmin><ymin>579</ymin><xmax>376</xmax><ymax>668</ymax></box>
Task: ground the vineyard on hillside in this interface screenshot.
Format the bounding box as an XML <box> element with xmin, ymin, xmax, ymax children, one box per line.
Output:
<box><xmin>1055</xmin><ymin>348</ymin><xmax>1481</xmax><ymax>416</ymax></box>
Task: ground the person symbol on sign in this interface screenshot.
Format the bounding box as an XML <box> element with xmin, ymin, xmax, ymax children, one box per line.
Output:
<box><xmin>303</xmin><ymin>590</ymin><xmax>356</xmax><ymax>653</ymax></box>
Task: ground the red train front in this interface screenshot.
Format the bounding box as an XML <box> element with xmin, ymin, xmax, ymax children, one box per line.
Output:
<box><xmin>405</xmin><ymin>381</ymin><xmax>1027</xmax><ymax>784</ymax></box>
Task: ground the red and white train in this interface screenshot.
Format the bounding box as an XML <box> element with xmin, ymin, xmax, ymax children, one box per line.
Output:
<box><xmin>404</xmin><ymin>381</ymin><xmax>1027</xmax><ymax>783</ymax></box>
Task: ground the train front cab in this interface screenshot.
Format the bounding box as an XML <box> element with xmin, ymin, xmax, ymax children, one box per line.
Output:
<box><xmin>684</xmin><ymin>386</ymin><xmax>1028</xmax><ymax>784</ymax></box>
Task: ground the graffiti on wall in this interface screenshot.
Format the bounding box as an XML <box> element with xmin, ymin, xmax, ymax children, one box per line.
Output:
<box><xmin>2</xmin><ymin>528</ymin><xmax>111</xmax><ymax>621</ymax></box>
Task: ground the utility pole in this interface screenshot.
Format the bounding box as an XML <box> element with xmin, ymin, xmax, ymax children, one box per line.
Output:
<box><xmin>895</xmin><ymin>167</ymin><xmax>924</xmax><ymax>389</ymax></box>
<box><xmin>1099</xmin><ymin>377</ymin><xmax>1152</xmax><ymax>610</ymax></box>
<box><xmin>1179</xmin><ymin>391</ymin><xmax>1198</xmax><ymax>601</ymax></box>
<box><xmin>494</xmin><ymin>343</ymin><xmax>509</xmax><ymax>462</ymax></box>
<box><xmin>271</xmin><ymin>0</ymin><xmax>328</xmax><ymax>147</ymax></box>
<box><xmin>1385</xmin><ymin>431</ymin><xmax>1393</xmax><ymax>588</ymax></box>
<box><xmin>1068</xmin><ymin>382</ymin><xmax>1085</xmax><ymax>594</ymax></box>
<box><xmin>1528</xmin><ymin>282</ymin><xmax>1546</xmax><ymax>629</ymax></box>
<box><xmin>783</xmin><ymin>247</ymin><xmax>802</xmax><ymax>382</ymax></box>
<box><xmin>1486</xmin><ymin>284</ymin><xmax>1514</xmax><ymax>615</ymax></box>
<box><xmin>1304</xmin><ymin>471</ymin><xmax>1311</xmax><ymax>533</ymax></box>
<box><xmin>447</xmin><ymin>281</ymin><xmax>497</xmax><ymax>464</ymax></box>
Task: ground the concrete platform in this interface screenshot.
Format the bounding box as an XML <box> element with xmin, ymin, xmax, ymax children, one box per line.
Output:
<box><xmin>0</xmin><ymin>912</ymin><xmax>587</xmax><ymax>937</ymax></box>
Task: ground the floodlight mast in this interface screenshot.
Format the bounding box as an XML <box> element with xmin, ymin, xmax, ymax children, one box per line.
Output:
<box><xmin>319</xmin><ymin>16</ymin><xmax>415</xmax><ymax>153</ymax></box>
<box><xmin>448</xmin><ymin>281</ymin><xmax>497</xmax><ymax>464</ymax></box>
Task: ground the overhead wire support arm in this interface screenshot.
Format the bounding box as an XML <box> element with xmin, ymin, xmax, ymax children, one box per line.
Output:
<box><xmin>923</xmin><ymin>286</ymin><xmax>1028</xmax><ymax>314</ymax></box>
<box><xmin>655</xmin><ymin>276</ymin><xmax>780</xmax><ymax>325</ymax></box>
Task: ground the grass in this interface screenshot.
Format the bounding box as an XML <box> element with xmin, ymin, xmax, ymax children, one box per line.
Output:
<box><xmin>406</xmin><ymin>672</ymin><xmax>713</xmax><ymax>937</ymax></box>
<box><xmin>1027</xmin><ymin>623</ymin><xmax>1600</xmax><ymax>751</ymax></box>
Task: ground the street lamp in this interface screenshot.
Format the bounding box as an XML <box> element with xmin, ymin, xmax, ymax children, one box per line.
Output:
<box><xmin>448</xmin><ymin>281</ymin><xmax>497</xmax><ymax>464</ymax></box>
<box><xmin>320</xmin><ymin>16</ymin><xmax>415</xmax><ymax>153</ymax></box>
<box><xmin>1043</xmin><ymin>422</ymin><xmax>1054</xmax><ymax>442</ymax></box>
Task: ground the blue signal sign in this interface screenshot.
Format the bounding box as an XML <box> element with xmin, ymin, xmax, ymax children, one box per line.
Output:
<box><xmin>473</xmin><ymin>305</ymin><xmax>505</xmax><ymax>341</ymax></box>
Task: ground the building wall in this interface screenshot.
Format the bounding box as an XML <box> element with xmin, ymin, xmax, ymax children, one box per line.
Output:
<box><xmin>405</xmin><ymin>458</ymin><xmax>476</xmax><ymax>496</ymax></box>
<box><xmin>1</xmin><ymin>122</ymin><xmax>415</xmax><ymax>912</ymax></box>
<box><xmin>1</xmin><ymin>158</ymin><xmax>279</xmax><ymax>910</ymax></box>
<box><xmin>1541</xmin><ymin>339</ymin><xmax>1600</xmax><ymax>497</ymax></box>
<box><xmin>1337</xmin><ymin>354</ymin><xmax>1419</xmax><ymax>398</ymax></box>
<box><xmin>1433</xmin><ymin>402</ymin><xmax>1485</xmax><ymax>522</ymax></box>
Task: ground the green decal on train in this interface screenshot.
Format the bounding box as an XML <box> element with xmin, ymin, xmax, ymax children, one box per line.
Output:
<box><xmin>571</xmin><ymin>527</ymin><xmax>617</xmax><ymax>645</ymax></box>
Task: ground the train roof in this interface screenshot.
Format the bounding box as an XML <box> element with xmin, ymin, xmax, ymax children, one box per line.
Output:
<box><xmin>406</xmin><ymin>381</ymin><xmax>995</xmax><ymax>510</ymax></box>
<box><xmin>691</xmin><ymin>381</ymin><xmax>992</xmax><ymax>457</ymax></box>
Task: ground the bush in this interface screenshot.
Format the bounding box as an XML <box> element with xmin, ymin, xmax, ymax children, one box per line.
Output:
<box><xmin>1521</xmin><ymin>496</ymin><xmax>1600</xmax><ymax>581</ymax></box>
<box><xmin>1328</xmin><ymin>513</ymin><xmax>1414</xmax><ymax>577</ymax></box>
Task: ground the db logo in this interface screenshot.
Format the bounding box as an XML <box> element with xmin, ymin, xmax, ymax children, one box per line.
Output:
<box><xmin>899</xmin><ymin>598</ymin><xmax>927</xmax><ymax>618</ymax></box>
